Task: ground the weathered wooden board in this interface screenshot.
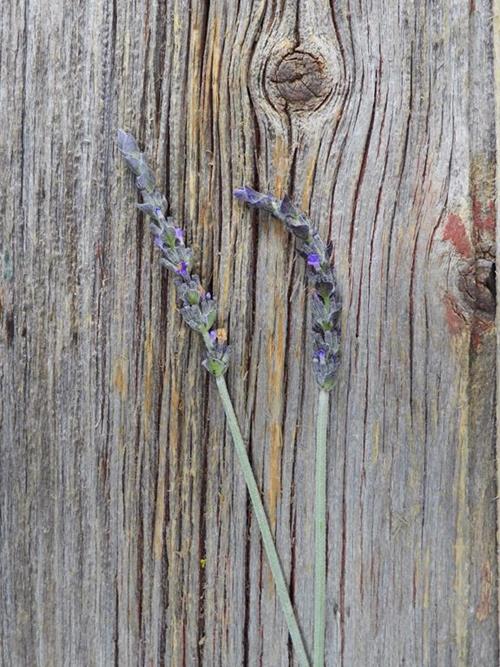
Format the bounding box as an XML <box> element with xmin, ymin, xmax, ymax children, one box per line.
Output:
<box><xmin>1</xmin><ymin>1</ymin><xmax>497</xmax><ymax>665</ymax></box>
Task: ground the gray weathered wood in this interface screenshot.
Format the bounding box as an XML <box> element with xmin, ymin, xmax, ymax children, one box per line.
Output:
<box><xmin>1</xmin><ymin>1</ymin><xmax>498</xmax><ymax>665</ymax></box>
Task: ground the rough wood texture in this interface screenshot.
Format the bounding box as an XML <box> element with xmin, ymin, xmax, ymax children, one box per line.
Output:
<box><xmin>496</xmin><ymin>0</ymin><xmax>500</xmax><ymax>651</ymax></box>
<box><xmin>1</xmin><ymin>1</ymin><xmax>498</xmax><ymax>665</ymax></box>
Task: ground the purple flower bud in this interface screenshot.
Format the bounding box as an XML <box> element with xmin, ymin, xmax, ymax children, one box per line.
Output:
<box><xmin>279</xmin><ymin>194</ymin><xmax>298</xmax><ymax>218</ymax></box>
<box><xmin>233</xmin><ymin>186</ymin><xmax>263</xmax><ymax>205</ymax></box>
<box><xmin>209</xmin><ymin>330</ymin><xmax>217</xmax><ymax>344</ymax></box>
<box><xmin>307</xmin><ymin>253</ymin><xmax>321</xmax><ymax>271</ymax></box>
<box><xmin>176</xmin><ymin>261</ymin><xmax>189</xmax><ymax>278</ymax></box>
<box><xmin>315</xmin><ymin>348</ymin><xmax>326</xmax><ymax>364</ymax></box>
<box><xmin>175</xmin><ymin>227</ymin><xmax>184</xmax><ymax>242</ymax></box>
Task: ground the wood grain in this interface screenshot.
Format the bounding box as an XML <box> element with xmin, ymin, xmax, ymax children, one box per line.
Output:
<box><xmin>1</xmin><ymin>1</ymin><xmax>497</xmax><ymax>665</ymax></box>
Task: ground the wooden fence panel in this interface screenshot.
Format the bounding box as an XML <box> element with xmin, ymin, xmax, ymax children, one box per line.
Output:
<box><xmin>1</xmin><ymin>1</ymin><xmax>497</xmax><ymax>665</ymax></box>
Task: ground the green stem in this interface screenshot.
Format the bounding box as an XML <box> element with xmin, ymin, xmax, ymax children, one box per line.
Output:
<box><xmin>215</xmin><ymin>375</ymin><xmax>310</xmax><ymax>667</ymax></box>
<box><xmin>314</xmin><ymin>389</ymin><xmax>329</xmax><ymax>667</ymax></box>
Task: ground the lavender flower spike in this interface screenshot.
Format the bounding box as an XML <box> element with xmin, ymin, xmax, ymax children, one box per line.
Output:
<box><xmin>234</xmin><ymin>186</ymin><xmax>341</xmax><ymax>391</ymax></box>
<box><xmin>235</xmin><ymin>186</ymin><xmax>341</xmax><ymax>665</ymax></box>
<box><xmin>118</xmin><ymin>133</ymin><xmax>310</xmax><ymax>666</ymax></box>
<box><xmin>117</xmin><ymin>129</ymin><xmax>229</xmax><ymax>376</ymax></box>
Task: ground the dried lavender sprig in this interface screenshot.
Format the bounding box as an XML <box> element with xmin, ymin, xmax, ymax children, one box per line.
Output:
<box><xmin>233</xmin><ymin>187</ymin><xmax>340</xmax><ymax>392</ymax></box>
<box><xmin>117</xmin><ymin>134</ymin><xmax>310</xmax><ymax>667</ymax></box>
<box><xmin>117</xmin><ymin>129</ymin><xmax>229</xmax><ymax>377</ymax></box>
<box><xmin>234</xmin><ymin>186</ymin><xmax>341</xmax><ymax>667</ymax></box>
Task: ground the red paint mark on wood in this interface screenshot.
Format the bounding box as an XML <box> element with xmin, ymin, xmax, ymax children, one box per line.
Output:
<box><xmin>442</xmin><ymin>214</ymin><xmax>473</xmax><ymax>258</ymax></box>
<box><xmin>471</xmin><ymin>317</ymin><xmax>495</xmax><ymax>351</ymax></box>
<box><xmin>472</xmin><ymin>197</ymin><xmax>496</xmax><ymax>233</ymax></box>
<box><xmin>476</xmin><ymin>560</ymin><xmax>493</xmax><ymax>621</ymax></box>
<box><xmin>443</xmin><ymin>295</ymin><xmax>468</xmax><ymax>335</ymax></box>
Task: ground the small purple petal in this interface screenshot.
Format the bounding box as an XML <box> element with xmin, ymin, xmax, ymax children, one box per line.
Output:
<box><xmin>209</xmin><ymin>330</ymin><xmax>217</xmax><ymax>344</ymax></box>
<box><xmin>307</xmin><ymin>253</ymin><xmax>321</xmax><ymax>271</ymax></box>
<box><xmin>315</xmin><ymin>348</ymin><xmax>326</xmax><ymax>363</ymax></box>
<box><xmin>175</xmin><ymin>227</ymin><xmax>184</xmax><ymax>242</ymax></box>
<box><xmin>176</xmin><ymin>261</ymin><xmax>189</xmax><ymax>278</ymax></box>
<box><xmin>155</xmin><ymin>207</ymin><xmax>163</xmax><ymax>217</ymax></box>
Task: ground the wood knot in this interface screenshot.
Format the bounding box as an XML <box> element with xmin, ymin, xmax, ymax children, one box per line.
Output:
<box><xmin>266</xmin><ymin>49</ymin><xmax>333</xmax><ymax>113</ymax></box>
<box><xmin>458</xmin><ymin>259</ymin><xmax>496</xmax><ymax>317</ymax></box>
<box><xmin>442</xmin><ymin>211</ymin><xmax>496</xmax><ymax>318</ymax></box>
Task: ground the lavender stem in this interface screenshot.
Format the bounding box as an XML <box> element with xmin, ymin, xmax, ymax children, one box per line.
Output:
<box><xmin>313</xmin><ymin>389</ymin><xmax>329</xmax><ymax>667</ymax></box>
<box><xmin>215</xmin><ymin>375</ymin><xmax>310</xmax><ymax>667</ymax></box>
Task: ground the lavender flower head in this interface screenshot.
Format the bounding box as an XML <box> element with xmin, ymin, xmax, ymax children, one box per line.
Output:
<box><xmin>117</xmin><ymin>129</ymin><xmax>229</xmax><ymax>377</ymax></box>
<box><xmin>234</xmin><ymin>186</ymin><xmax>340</xmax><ymax>390</ymax></box>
